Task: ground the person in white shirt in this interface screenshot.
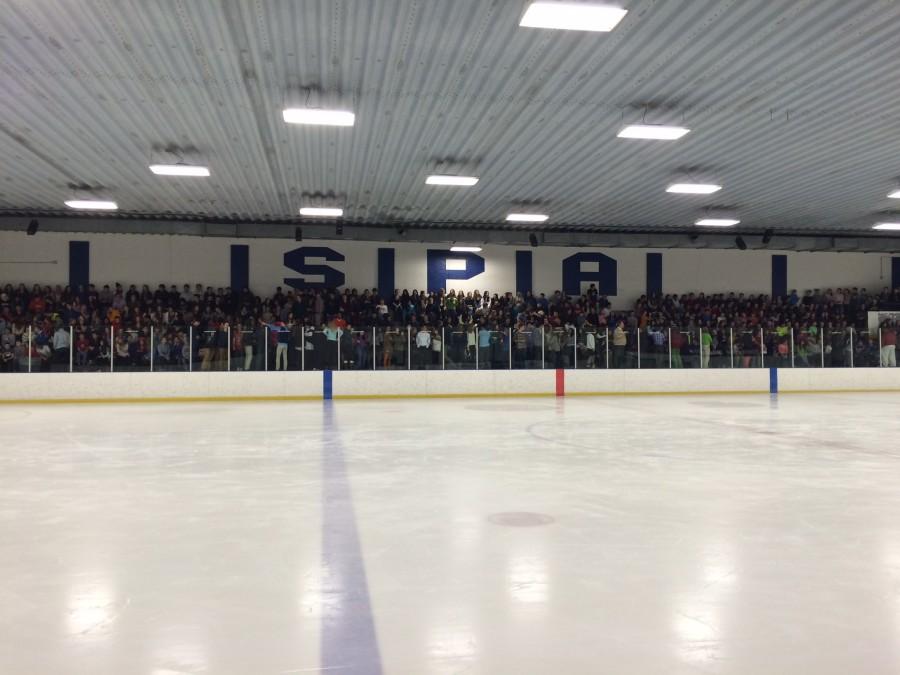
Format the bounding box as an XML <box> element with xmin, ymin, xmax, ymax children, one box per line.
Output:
<box><xmin>52</xmin><ymin>325</ymin><xmax>70</xmax><ymax>366</ymax></box>
<box><xmin>415</xmin><ymin>325</ymin><xmax>431</xmax><ymax>368</ymax></box>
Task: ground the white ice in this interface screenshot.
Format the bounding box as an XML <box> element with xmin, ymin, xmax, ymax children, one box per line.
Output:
<box><xmin>2</xmin><ymin>393</ymin><xmax>900</xmax><ymax>674</ymax></box>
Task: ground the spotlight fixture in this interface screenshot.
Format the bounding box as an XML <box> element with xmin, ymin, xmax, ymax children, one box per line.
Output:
<box><xmin>666</xmin><ymin>183</ymin><xmax>722</xmax><ymax>195</ymax></box>
<box><xmin>696</xmin><ymin>218</ymin><xmax>740</xmax><ymax>227</ymax></box>
<box><xmin>149</xmin><ymin>164</ymin><xmax>210</xmax><ymax>177</ymax></box>
<box><xmin>65</xmin><ymin>199</ymin><xmax>118</xmax><ymax>210</ymax></box>
<box><xmin>519</xmin><ymin>2</ymin><xmax>628</xmax><ymax>32</ymax></box>
<box><xmin>295</xmin><ymin>227</ymin><xmax>303</xmax><ymax>242</ymax></box>
<box><xmin>282</xmin><ymin>108</ymin><xmax>355</xmax><ymax>127</ymax></box>
<box><xmin>299</xmin><ymin>207</ymin><xmax>343</xmax><ymax>218</ymax></box>
<box><xmin>529</xmin><ymin>233</ymin><xmax>539</xmax><ymax>247</ymax></box>
<box><xmin>762</xmin><ymin>228</ymin><xmax>774</xmax><ymax>244</ymax></box>
<box><xmin>617</xmin><ymin>124</ymin><xmax>690</xmax><ymax>140</ymax></box>
<box><xmin>735</xmin><ymin>236</ymin><xmax>747</xmax><ymax>251</ymax></box>
<box><xmin>425</xmin><ymin>175</ymin><xmax>479</xmax><ymax>186</ymax></box>
<box><xmin>507</xmin><ymin>213</ymin><xmax>549</xmax><ymax>223</ymax></box>
<box><xmin>26</xmin><ymin>219</ymin><xmax>38</xmax><ymax>236</ymax></box>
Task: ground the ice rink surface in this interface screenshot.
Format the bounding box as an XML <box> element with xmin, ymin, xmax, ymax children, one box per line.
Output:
<box><xmin>2</xmin><ymin>393</ymin><xmax>900</xmax><ymax>675</ymax></box>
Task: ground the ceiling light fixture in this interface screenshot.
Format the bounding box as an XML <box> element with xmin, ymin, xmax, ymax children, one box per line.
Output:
<box><xmin>507</xmin><ymin>213</ymin><xmax>549</xmax><ymax>223</ymax></box>
<box><xmin>666</xmin><ymin>183</ymin><xmax>722</xmax><ymax>194</ymax></box>
<box><xmin>520</xmin><ymin>2</ymin><xmax>627</xmax><ymax>32</ymax></box>
<box><xmin>872</xmin><ymin>222</ymin><xmax>900</xmax><ymax>231</ymax></box>
<box><xmin>617</xmin><ymin>124</ymin><xmax>690</xmax><ymax>140</ymax></box>
<box><xmin>299</xmin><ymin>207</ymin><xmax>343</xmax><ymax>217</ymax></box>
<box><xmin>426</xmin><ymin>175</ymin><xmax>479</xmax><ymax>186</ymax></box>
<box><xmin>65</xmin><ymin>199</ymin><xmax>118</xmax><ymax>210</ymax></box>
<box><xmin>282</xmin><ymin>108</ymin><xmax>355</xmax><ymax>127</ymax></box>
<box><xmin>695</xmin><ymin>218</ymin><xmax>739</xmax><ymax>227</ymax></box>
<box><xmin>888</xmin><ymin>189</ymin><xmax>900</xmax><ymax>199</ymax></box>
<box><xmin>450</xmin><ymin>246</ymin><xmax>482</xmax><ymax>252</ymax></box>
<box><xmin>149</xmin><ymin>164</ymin><xmax>210</xmax><ymax>177</ymax></box>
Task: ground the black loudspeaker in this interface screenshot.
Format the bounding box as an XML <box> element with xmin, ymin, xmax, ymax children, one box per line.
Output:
<box><xmin>295</xmin><ymin>227</ymin><xmax>302</xmax><ymax>241</ymax></box>
<box><xmin>529</xmin><ymin>233</ymin><xmax>539</xmax><ymax>247</ymax></box>
<box><xmin>762</xmin><ymin>228</ymin><xmax>774</xmax><ymax>244</ymax></box>
<box><xmin>336</xmin><ymin>223</ymin><xmax>343</xmax><ymax>236</ymax></box>
<box><xmin>26</xmin><ymin>219</ymin><xmax>38</xmax><ymax>236</ymax></box>
<box><xmin>735</xmin><ymin>236</ymin><xmax>747</xmax><ymax>251</ymax></box>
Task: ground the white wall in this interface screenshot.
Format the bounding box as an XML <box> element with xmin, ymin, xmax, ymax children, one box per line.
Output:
<box><xmin>0</xmin><ymin>230</ymin><xmax>893</xmax><ymax>307</ymax></box>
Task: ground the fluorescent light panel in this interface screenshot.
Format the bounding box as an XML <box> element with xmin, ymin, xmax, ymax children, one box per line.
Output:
<box><xmin>618</xmin><ymin>124</ymin><xmax>690</xmax><ymax>140</ymax></box>
<box><xmin>282</xmin><ymin>108</ymin><xmax>355</xmax><ymax>126</ymax></box>
<box><xmin>65</xmin><ymin>200</ymin><xmax>118</xmax><ymax>210</ymax></box>
<box><xmin>299</xmin><ymin>207</ymin><xmax>343</xmax><ymax>217</ymax></box>
<box><xmin>426</xmin><ymin>175</ymin><xmax>479</xmax><ymax>186</ymax></box>
<box><xmin>696</xmin><ymin>218</ymin><xmax>739</xmax><ymax>227</ymax></box>
<box><xmin>450</xmin><ymin>246</ymin><xmax>482</xmax><ymax>252</ymax></box>
<box><xmin>149</xmin><ymin>164</ymin><xmax>210</xmax><ymax>177</ymax></box>
<box><xmin>507</xmin><ymin>213</ymin><xmax>549</xmax><ymax>222</ymax></box>
<box><xmin>888</xmin><ymin>189</ymin><xmax>900</xmax><ymax>199</ymax></box>
<box><xmin>520</xmin><ymin>2</ymin><xmax>627</xmax><ymax>32</ymax></box>
<box><xmin>873</xmin><ymin>223</ymin><xmax>900</xmax><ymax>231</ymax></box>
<box><xmin>667</xmin><ymin>182</ymin><xmax>722</xmax><ymax>194</ymax></box>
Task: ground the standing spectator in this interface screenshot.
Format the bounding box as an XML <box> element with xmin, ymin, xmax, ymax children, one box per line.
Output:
<box><xmin>881</xmin><ymin>321</ymin><xmax>897</xmax><ymax>367</ymax></box>
<box><xmin>52</xmin><ymin>323</ymin><xmax>70</xmax><ymax>368</ymax></box>
<box><xmin>612</xmin><ymin>321</ymin><xmax>626</xmax><ymax>368</ymax></box>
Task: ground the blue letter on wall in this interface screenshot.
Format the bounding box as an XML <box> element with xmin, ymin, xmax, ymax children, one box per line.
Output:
<box><xmin>426</xmin><ymin>250</ymin><xmax>485</xmax><ymax>293</ymax></box>
<box><xmin>284</xmin><ymin>247</ymin><xmax>346</xmax><ymax>289</ymax></box>
<box><xmin>562</xmin><ymin>252</ymin><xmax>617</xmax><ymax>296</ymax></box>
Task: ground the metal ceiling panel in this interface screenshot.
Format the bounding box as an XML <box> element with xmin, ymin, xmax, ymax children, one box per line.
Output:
<box><xmin>1</xmin><ymin>0</ymin><xmax>899</xmax><ymax>235</ymax></box>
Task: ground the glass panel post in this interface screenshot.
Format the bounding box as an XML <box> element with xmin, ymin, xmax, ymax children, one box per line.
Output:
<box><xmin>301</xmin><ymin>326</ymin><xmax>306</xmax><ymax>371</ymax></box>
<box><xmin>407</xmin><ymin>326</ymin><xmax>411</xmax><ymax>370</ymax></box>
<box><xmin>189</xmin><ymin>325</ymin><xmax>193</xmax><ymax>372</ymax></box>
<box><xmin>879</xmin><ymin>327</ymin><xmax>883</xmax><ymax>367</ymax></box>
<box><xmin>821</xmin><ymin>326</ymin><xmax>825</xmax><ymax>368</ymax></box>
<box><xmin>668</xmin><ymin>327</ymin><xmax>672</xmax><ymax>369</ymax></box>
<box><xmin>337</xmin><ymin>326</ymin><xmax>341</xmax><ymax>372</ymax></box>
<box><xmin>699</xmin><ymin>328</ymin><xmax>704</xmax><ymax>369</ymax></box>
<box><xmin>573</xmin><ymin>326</ymin><xmax>578</xmax><ymax>370</ymax></box>
<box><xmin>729</xmin><ymin>327</ymin><xmax>734</xmax><ymax>368</ymax></box>
<box><xmin>850</xmin><ymin>327</ymin><xmax>855</xmax><ymax>368</ymax></box>
<box><xmin>759</xmin><ymin>327</ymin><xmax>765</xmax><ymax>368</ymax></box>
<box><xmin>264</xmin><ymin>326</ymin><xmax>269</xmax><ymax>372</ymax></box>
<box><xmin>789</xmin><ymin>327</ymin><xmax>794</xmax><ymax>368</ymax></box>
<box><xmin>372</xmin><ymin>327</ymin><xmax>376</xmax><ymax>371</ymax></box>
<box><xmin>541</xmin><ymin>325</ymin><xmax>545</xmax><ymax>369</ymax></box>
<box><xmin>605</xmin><ymin>327</ymin><xmax>609</xmax><ymax>369</ymax></box>
<box><xmin>475</xmin><ymin>327</ymin><xmax>479</xmax><ymax>370</ymax></box>
<box><xmin>636</xmin><ymin>328</ymin><xmax>641</xmax><ymax>369</ymax></box>
<box><xmin>227</xmin><ymin>325</ymin><xmax>231</xmax><ymax>372</ymax></box>
<box><xmin>69</xmin><ymin>326</ymin><xmax>74</xmax><ymax>373</ymax></box>
<box><xmin>110</xmin><ymin>325</ymin><xmax>114</xmax><ymax>373</ymax></box>
<box><xmin>27</xmin><ymin>325</ymin><xmax>32</xmax><ymax>373</ymax></box>
<box><xmin>442</xmin><ymin>327</ymin><xmax>446</xmax><ymax>370</ymax></box>
<box><xmin>150</xmin><ymin>326</ymin><xmax>154</xmax><ymax>373</ymax></box>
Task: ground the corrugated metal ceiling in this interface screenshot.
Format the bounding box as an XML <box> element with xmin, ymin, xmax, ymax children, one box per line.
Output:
<box><xmin>1</xmin><ymin>0</ymin><xmax>899</xmax><ymax>235</ymax></box>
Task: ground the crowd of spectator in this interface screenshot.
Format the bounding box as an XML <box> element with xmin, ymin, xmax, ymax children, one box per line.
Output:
<box><xmin>1</xmin><ymin>281</ymin><xmax>898</xmax><ymax>372</ymax></box>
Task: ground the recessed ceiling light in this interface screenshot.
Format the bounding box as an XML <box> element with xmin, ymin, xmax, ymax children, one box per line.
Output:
<box><xmin>888</xmin><ymin>189</ymin><xmax>900</xmax><ymax>199</ymax></box>
<box><xmin>299</xmin><ymin>207</ymin><xmax>343</xmax><ymax>217</ymax></box>
<box><xmin>520</xmin><ymin>2</ymin><xmax>627</xmax><ymax>32</ymax></box>
<box><xmin>507</xmin><ymin>213</ymin><xmax>549</xmax><ymax>222</ymax></box>
<box><xmin>149</xmin><ymin>164</ymin><xmax>210</xmax><ymax>177</ymax></box>
<box><xmin>873</xmin><ymin>222</ymin><xmax>900</xmax><ymax>231</ymax></box>
<box><xmin>65</xmin><ymin>200</ymin><xmax>118</xmax><ymax>210</ymax></box>
<box><xmin>617</xmin><ymin>124</ymin><xmax>690</xmax><ymax>140</ymax></box>
<box><xmin>667</xmin><ymin>183</ymin><xmax>722</xmax><ymax>194</ymax></box>
<box><xmin>450</xmin><ymin>246</ymin><xmax>483</xmax><ymax>252</ymax></box>
<box><xmin>696</xmin><ymin>218</ymin><xmax>739</xmax><ymax>227</ymax></box>
<box><xmin>426</xmin><ymin>175</ymin><xmax>479</xmax><ymax>186</ymax></box>
<box><xmin>282</xmin><ymin>108</ymin><xmax>355</xmax><ymax>126</ymax></box>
